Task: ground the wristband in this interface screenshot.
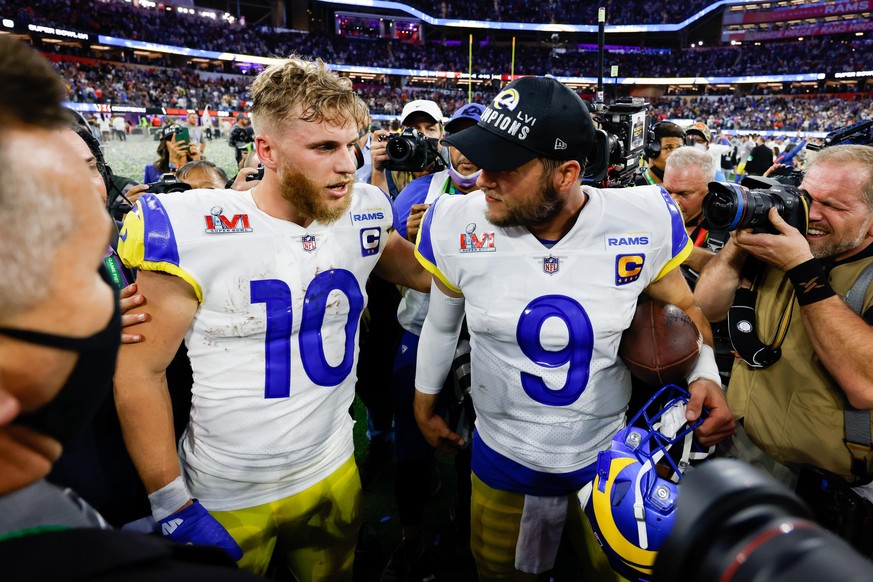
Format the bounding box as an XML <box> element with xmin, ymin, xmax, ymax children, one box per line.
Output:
<box><xmin>148</xmin><ymin>476</ymin><xmax>192</xmax><ymax>522</ymax></box>
<box><xmin>686</xmin><ymin>344</ymin><xmax>722</xmax><ymax>387</ymax></box>
<box><xmin>787</xmin><ymin>258</ymin><xmax>836</xmax><ymax>306</ymax></box>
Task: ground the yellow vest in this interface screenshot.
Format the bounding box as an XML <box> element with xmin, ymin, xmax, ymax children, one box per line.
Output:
<box><xmin>728</xmin><ymin>255</ymin><xmax>873</xmax><ymax>480</ymax></box>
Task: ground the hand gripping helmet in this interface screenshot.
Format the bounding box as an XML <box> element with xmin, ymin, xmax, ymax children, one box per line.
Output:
<box><xmin>580</xmin><ymin>384</ymin><xmax>712</xmax><ymax>582</ymax></box>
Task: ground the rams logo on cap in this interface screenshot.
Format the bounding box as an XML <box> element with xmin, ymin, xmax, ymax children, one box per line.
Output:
<box><xmin>493</xmin><ymin>88</ymin><xmax>520</xmax><ymax>111</ymax></box>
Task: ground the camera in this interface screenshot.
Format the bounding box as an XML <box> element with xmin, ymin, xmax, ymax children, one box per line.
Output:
<box><xmin>229</xmin><ymin>126</ymin><xmax>255</xmax><ymax>150</ymax></box>
<box><xmin>583</xmin><ymin>97</ymin><xmax>648</xmax><ymax>187</ymax></box>
<box><xmin>380</xmin><ymin>128</ymin><xmax>446</xmax><ymax>172</ymax></box>
<box><xmin>246</xmin><ymin>165</ymin><xmax>265</xmax><ymax>182</ymax></box>
<box><xmin>654</xmin><ymin>459</ymin><xmax>872</xmax><ymax>582</ymax></box>
<box><xmin>702</xmin><ymin>177</ymin><xmax>811</xmax><ymax>235</ymax></box>
<box><xmin>758</xmin><ymin>119</ymin><xmax>873</xmax><ymax>190</ymax></box>
<box><xmin>145</xmin><ymin>173</ymin><xmax>193</xmax><ymax>194</ymax></box>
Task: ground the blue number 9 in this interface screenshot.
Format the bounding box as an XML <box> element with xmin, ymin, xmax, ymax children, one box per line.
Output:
<box><xmin>516</xmin><ymin>295</ymin><xmax>593</xmax><ymax>406</ymax></box>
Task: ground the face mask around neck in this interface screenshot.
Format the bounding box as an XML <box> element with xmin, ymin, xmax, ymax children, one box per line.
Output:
<box><xmin>4</xmin><ymin>267</ymin><xmax>121</xmax><ymax>445</ymax></box>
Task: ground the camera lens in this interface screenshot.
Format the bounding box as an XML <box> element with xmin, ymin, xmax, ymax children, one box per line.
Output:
<box><xmin>386</xmin><ymin>136</ymin><xmax>414</xmax><ymax>162</ymax></box>
<box><xmin>702</xmin><ymin>183</ymin><xmax>747</xmax><ymax>231</ymax></box>
<box><xmin>654</xmin><ymin>459</ymin><xmax>872</xmax><ymax>582</ymax></box>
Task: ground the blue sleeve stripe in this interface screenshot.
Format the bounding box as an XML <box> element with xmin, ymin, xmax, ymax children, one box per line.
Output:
<box><xmin>415</xmin><ymin>195</ymin><xmax>439</xmax><ymax>267</ymax></box>
<box><xmin>657</xmin><ymin>186</ymin><xmax>690</xmax><ymax>258</ymax></box>
<box><xmin>141</xmin><ymin>194</ymin><xmax>181</xmax><ymax>266</ymax></box>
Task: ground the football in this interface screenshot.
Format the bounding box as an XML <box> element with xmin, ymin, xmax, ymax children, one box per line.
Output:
<box><xmin>619</xmin><ymin>299</ymin><xmax>701</xmax><ymax>386</ymax></box>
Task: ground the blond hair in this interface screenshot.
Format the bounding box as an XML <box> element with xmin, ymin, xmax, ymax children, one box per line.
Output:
<box><xmin>250</xmin><ymin>55</ymin><xmax>367</xmax><ymax>135</ymax></box>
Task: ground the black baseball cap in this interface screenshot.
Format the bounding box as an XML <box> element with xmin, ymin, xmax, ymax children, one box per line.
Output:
<box><xmin>443</xmin><ymin>77</ymin><xmax>595</xmax><ymax>172</ymax></box>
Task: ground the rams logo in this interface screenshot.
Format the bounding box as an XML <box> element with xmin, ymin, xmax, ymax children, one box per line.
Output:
<box><xmin>352</xmin><ymin>212</ymin><xmax>385</xmax><ymax>223</ymax></box>
<box><xmin>615</xmin><ymin>254</ymin><xmax>645</xmax><ymax>285</ymax></box>
<box><xmin>492</xmin><ymin>88</ymin><xmax>520</xmax><ymax>111</ymax></box>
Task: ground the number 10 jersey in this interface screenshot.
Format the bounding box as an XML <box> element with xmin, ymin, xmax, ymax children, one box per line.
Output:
<box><xmin>119</xmin><ymin>186</ymin><xmax>394</xmax><ymax>510</ymax></box>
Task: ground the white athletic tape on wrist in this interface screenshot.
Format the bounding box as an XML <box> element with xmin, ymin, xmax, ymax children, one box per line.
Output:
<box><xmin>685</xmin><ymin>344</ymin><xmax>722</xmax><ymax>387</ymax></box>
<box><xmin>149</xmin><ymin>476</ymin><xmax>192</xmax><ymax>522</ymax></box>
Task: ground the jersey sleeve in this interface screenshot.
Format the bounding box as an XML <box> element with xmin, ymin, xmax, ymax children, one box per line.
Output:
<box><xmin>414</xmin><ymin>195</ymin><xmax>461</xmax><ymax>294</ymax></box>
<box><xmin>652</xmin><ymin>185</ymin><xmax>692</xmax><ymax>282</ymax></box>
<box><xmin>117</xmin><ymin>194</ymin><xmax>204</xmax><ymax>301</ymax></box>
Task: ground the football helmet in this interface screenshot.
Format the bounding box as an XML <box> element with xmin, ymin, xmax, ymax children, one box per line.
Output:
<box><xmin>580</xmin><ymin>384</ymin><xmax>712</xmax><ymax>582</ymax></box>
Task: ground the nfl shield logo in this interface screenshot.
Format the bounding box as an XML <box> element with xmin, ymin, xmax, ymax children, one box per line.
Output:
<box><xmin>543</xmin><ymin>256</ymin><xmax>559</xmax><ymax>275</ymax></box>
<box><xmin>302</xmin><ymin>234</ymin><xmax>317</xmax><ymax>252</ymax></box>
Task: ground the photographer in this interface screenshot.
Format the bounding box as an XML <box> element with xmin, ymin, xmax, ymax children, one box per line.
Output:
<box><xmin>143</xmin><ymin>125</ymin><xmax>201</xmax><ymax>184</ymax></box>
<box><xmin>371</xmin><ymin>99</ymin><xmax>444</xmax><ymax>199</ymax></box>
<box><xmin>694</xmin><ymin>145</ymin><xmax>873</xmax><ymax>551</ymax></box>
<box><xmin>662</xmin><ymin>146</ymin><xmax>729</xmax><ymax>285</ymax></box>
<box><xmin>227</xmin><ymin>114</ymin><xmax>254</xmax><ymax>165</ymax></box>
<box><xmin>355</xmin><ymin>99</ymin><xmax>448</xmax><ymax>494</ymax></box>
<box><xmin>381</xmin><ymin>102</ymin><xmax>483</xmax><ymax>581</ymax></box>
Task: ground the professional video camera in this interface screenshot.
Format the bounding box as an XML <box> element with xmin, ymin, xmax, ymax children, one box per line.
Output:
<box><xmin>654</xmin><ymin>459</ymin><xmax>872</xmax><ymax>582</ymax></box>
<box><xmin>702</xmin><ymin>178</ymin><xmax>811</xmax><ymax>235</ymax></box>
<box><xmin>583</xmin><ymin>97</ymin><xmax>648</xmax><ymax>188</ymax></box>
<box><xmin>145</xmin><ymin>173</ymin><xmax>192</xmax><ymax>194</ymax></box>
<box><xmin>229</xmin><ymin>125</ymin><xmax>255</xmax><ymax>151</ymax></box>
<box><xmin>380</xmin><ymin>128</ymin><xmax>446</xmax><ymax>172</ymax></box>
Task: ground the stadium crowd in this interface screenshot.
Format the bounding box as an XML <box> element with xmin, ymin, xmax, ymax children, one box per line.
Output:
<box><xmin>399</xmin><ymin>0</ymin><xmax>714</xmax><ymax>23</ymax></box>
<box><xmin>52</xmin><ymin>54</ymin><xmax>873</xmax><ymax>134</ymax></box>
<box><xmin>5</xmin><ymin>0</ymin><xmax>722</xmax><ymax>29</ymax></box>
<box><xmin>5</xmin><ymin>0</ymin><xmax>873</xmax><ymax>79</ymax></box>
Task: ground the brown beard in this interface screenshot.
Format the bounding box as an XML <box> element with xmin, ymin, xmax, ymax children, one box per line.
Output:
<box><xmin>485</xmin><ymin>175</ymin><xmax>565</xmax><ymax>228</ymax></box>
<box><xmin>279</xmin><ymin>163</ymin><xmax>353</xmax><ymax>224</ymax></box>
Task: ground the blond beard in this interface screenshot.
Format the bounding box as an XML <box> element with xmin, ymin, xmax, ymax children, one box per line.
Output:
<box><xmin>279</xmin><ymin>163</ymin><xmax>353</xmax><ymax>224</ymax></box>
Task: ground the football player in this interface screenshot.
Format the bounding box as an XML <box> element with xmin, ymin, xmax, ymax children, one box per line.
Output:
<box><xmin>115</xmin><ymin>55</ymin><xmax>429</xmax><ymax>580</ymax></box>
<box><xmin>412</xmin><ymin>77</ymin><xmax>735</xmax><ymax>581</ymax></box>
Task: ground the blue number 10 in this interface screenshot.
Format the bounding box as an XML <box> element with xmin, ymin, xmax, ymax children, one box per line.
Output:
<box><xmin>251</xmin><ymin>269</ymin><xmax>364</xmax><ymax>398</ymax></box>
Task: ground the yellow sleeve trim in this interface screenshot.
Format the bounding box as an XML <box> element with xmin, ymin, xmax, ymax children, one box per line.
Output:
<box><xmin>137</xmin><ymin>261</ymin><xmax>204</xmax><ymax>303</ymax></box>
<box><xmin>654</xmin><ymin>237</ymin><xmax>693</xmax><ymax>282</ymax></box>
<box><xmin>413</xmin><ymin>247</ymin><xmax>461</xmax><ymax>294</ymax></box>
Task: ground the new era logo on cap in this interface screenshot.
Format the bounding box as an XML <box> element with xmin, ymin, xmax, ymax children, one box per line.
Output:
<box><xmin>443</xmin><ymin>77</ymin><xmax>595</xmax><ymax>172</ymax></box>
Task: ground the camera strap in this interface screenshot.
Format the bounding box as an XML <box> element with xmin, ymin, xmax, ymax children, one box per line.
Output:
<box><xmin>727</xmin><ymin>257</ymin><xmax>794</xmax><ymax>369</ymax></box>
<box><xmin>841</xmin><ymin>261</ymin><xmax>873</xmax><ymax>479</ymax></box>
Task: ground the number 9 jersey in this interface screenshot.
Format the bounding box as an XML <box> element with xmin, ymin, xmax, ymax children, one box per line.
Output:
<box><xmin>118</xmin><ymin>186</ymin><xmax>395</xmax><ymax>510</ymax></box>
<box><xmin>415</xmin><ymin>185</ymin><xmax>691</xmax><ymax>492</ymax></box>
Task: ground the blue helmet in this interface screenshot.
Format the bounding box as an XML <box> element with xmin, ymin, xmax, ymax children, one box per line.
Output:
<box><xmin>580</xmin><ymin>384</ymin><xmax>711</xmax><ymax>582</ymax></box>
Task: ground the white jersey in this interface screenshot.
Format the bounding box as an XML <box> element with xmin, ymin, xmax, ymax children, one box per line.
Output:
<box><xmin>416</xmin><ymin>185</ymin><xmax>691</xmax><ymax>477</ymax></box>
<box><xmin>119</xmin><ymin>186</ymin><xmax>394</xmax><ymax>510</ymax></box>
